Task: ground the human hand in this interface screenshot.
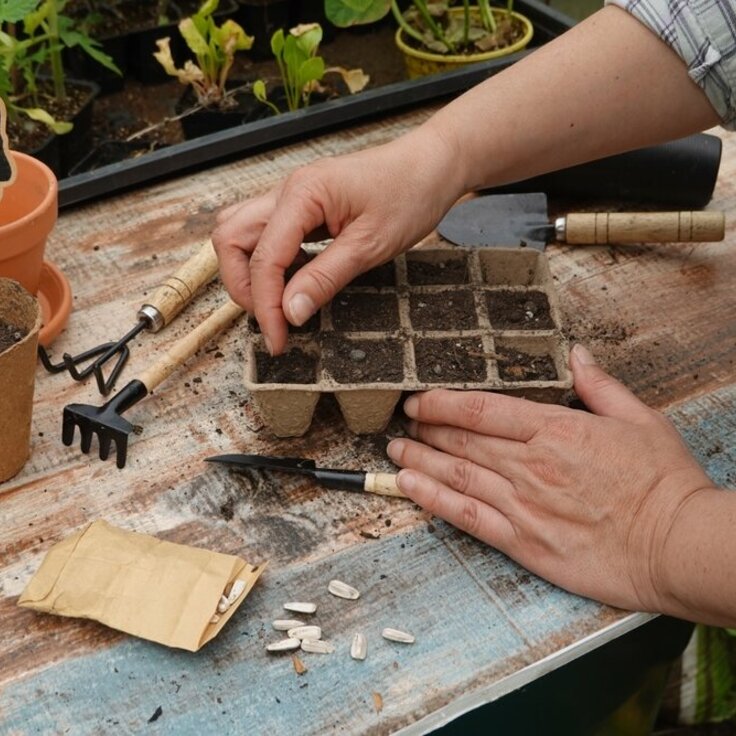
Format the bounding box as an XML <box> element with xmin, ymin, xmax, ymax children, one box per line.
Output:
<box><xmin>211</xmin><ymin>124</ymin><xmax>465</xmax><ymax>355</ymax></box>
<box><xmin>387</xmin><ymin>345</ymin><xmax>714</xmax><ymax>616</ymax></box>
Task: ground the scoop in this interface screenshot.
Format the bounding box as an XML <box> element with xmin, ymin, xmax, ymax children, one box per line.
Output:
<box><xmin>437</xmin><ymin>193</ymin><xmax>725</xmax><ymax>250</ymax></box>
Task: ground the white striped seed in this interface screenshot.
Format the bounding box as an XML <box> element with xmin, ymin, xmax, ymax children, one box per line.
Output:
<box><xmin>272</xmin><ymin>619</ymin><xmax>306</xmax><ymax>631</ymax></box>
<box><xmin>266</xmin><ymin>638</ymin><xmax>301</xmax><ymax>652</ymax></box>
<box><xmin>328</xmin><ymin>579</ymin><xmax>360</xmax><ymax>600</ymax></box>
<box><xmin>301</xmin><ymin>639</ymin><xmax>335</xmax><ymax>654</ymax></box>
<box><xmin>350</xmin><ymin>633</ymin><xmax>367</xmax><ymax>660</ymax></box>
<box><xmin>283</xmin><ymin>601</ymin><xmax>317</xmax><ymax>614</ymax></box>
<box><xmin>217</xmin><ymin>594</ymin><xmax>230</xmax><ymax>613</ymax></box>
<box><xmin>209</xmin><ymin>613</ymin><xmax>221</xmax><ymax>624</ymax></box>
<box><xmin>225</xmin><ymin>579</ymin><xmax>247</xmax><ymax>606</ymax></box>
<box><xmin>382</xmin><ymin>627</ymin><xmax>415</xmax><ymax>644</ymax></box>
<box><xmin>287</xmin><ymin>625</ymin><xmax>322</xmax><ymax>640</ymax></box>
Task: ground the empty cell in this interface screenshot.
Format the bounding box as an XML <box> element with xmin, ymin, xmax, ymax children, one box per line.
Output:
<box><xmin>406</xmin><ymin>255</ymin><xmax>470</xmax><ymax>285</ymax></box>
<box><xmin>322</xmin><ymin>337</ymin><xmax>405</xmax><ymax>384</ymax></box>
<box><xmin>331</xmin><ymin>292</ymin><xmax>400</xmax><ymax>332</ymax></box>
<box><xmin>496</xmin><ymin>346</ymin><xmax>558</xmax><ymax>382</ymax></box>
<box><xmin>414</xmin><ymin>337</ymin><xmax>486</xmax><ymax>383</ymax></box>
<box><xmin>485</xmin><ymin>290</ymin><xmax>554</xmax><ymax>329</ymax></box>
<box><xmin>409</xmin><ymin>290</ymin><xmax>478</xmax><ymax>330</ymax></box>
<box><xmin>478</xmin><ymin>249</ymin><xmax>545</xmax><ymax>286</ymax></box>
<box><xmin>255</xmin><ymin>347</ymin><xmax>318</xmax><ymax>384</ymax></box>
<box><xmin>348</xmin><ymin>262</ymin><xmax>397</xmax><ymax>288</ymax></box>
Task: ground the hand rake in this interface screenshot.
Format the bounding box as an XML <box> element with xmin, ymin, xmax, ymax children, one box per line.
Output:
<box><xmin>40</xmin><ymin>239</ymin><xmax>220</xmax><ymax>396</ymax></box>
<box><xmin>62</xmin><ymin>299</ymin><xmax>244</xmax><ymax>469</ymax></box>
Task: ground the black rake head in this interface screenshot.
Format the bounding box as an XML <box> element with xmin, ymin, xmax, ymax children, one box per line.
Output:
<box><xmin>61</xmin><ymin>380</ymin><xmax>148</xmax><ymax>469</ymax></box>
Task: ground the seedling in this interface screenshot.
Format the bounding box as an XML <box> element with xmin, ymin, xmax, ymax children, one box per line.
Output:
<box><xmin>153</xmin><ymin>0</ymin><xmax>253</xmax><ymax>109</ymax></box>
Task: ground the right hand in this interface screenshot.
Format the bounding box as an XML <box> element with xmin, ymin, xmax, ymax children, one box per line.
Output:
<box><xmin>211</xmin><ymin>125</ymin><xmax>466</xmax><ymax>354</ymax></box>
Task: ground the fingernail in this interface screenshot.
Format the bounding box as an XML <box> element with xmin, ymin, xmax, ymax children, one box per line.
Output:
<box><xmin>403</xmin><ymin>396</ymin><xmax>419</xmax><ymax>418</ymax></box>
<box><xmin>288</xmin><ymin>293</ymin><xmax>316</xmax><ymax>326</ymax></box>
<box><xmin>572</xmin><ymin>343</ymin><xmax>596</xmax><ymax>366</ymax></box>
<box><xmin>386</xmin><ymin>439</ymin><xmax>404</xmax><ymax>460</ymax></box>
<box><xmin>264</xmin><ymin>335</ymin><xmax>273</xmax><ymax>356</ymax></box>
<box><xmin>397</xmin><ymin>470</ymin><xmax>416</xmax><ymax>492</ymax></box>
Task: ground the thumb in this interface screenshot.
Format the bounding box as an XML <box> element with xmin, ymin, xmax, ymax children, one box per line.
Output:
<box><xmin>282</xmin><ymin>226</ymin><xmax>385</xmax><ymax>326</ymax></box>
<box><xmin>571</xmin><ymin>344</ymin><xmax>650</xmax><ymax>420</ymax></box>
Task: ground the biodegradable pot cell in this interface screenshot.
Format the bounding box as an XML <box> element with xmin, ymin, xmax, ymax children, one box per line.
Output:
<box><xmin>0</xmin><ymin>279</ymin><xmax>42</xmax><ymax>483</ymax></box>
<box><xmin>0</xmin><ymin>152</ymin><xmax>58</xmax><ymax>296</ymax></box>
<box><xmin>243</xmin><ymin>247</ymin><xmax>573</xmax><ymax>436</ymax></box>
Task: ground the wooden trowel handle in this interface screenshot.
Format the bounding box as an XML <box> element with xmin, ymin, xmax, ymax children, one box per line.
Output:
<box><xmin>137</xmin><ymin>300</ymin><xmax>244</xmax><ymax>392</ymax></box>
<box><xmin>138</xmin><ymin>239</ymin><xmax>220</xmax><ymax>331</ymax></box>
<box><xmin>560</xmin><ymin>212</ymin><xmax>725</xmax><ymax>244</ymax></box>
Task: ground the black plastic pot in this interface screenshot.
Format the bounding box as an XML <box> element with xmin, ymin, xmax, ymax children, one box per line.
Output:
<box><xmin>236</xmin><ymin>0</ymin><xmax>294</xmax><ymax>58</ymax></box>
<box><xmin>58</xmin><ymin>79</ymin><xmax>101</xmax><ymax>178</ymax></box>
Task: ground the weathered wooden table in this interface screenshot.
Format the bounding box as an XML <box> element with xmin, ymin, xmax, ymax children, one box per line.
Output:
<box><xmin>1</xmin><ymin>109</ymin><xmax>734</xmax><ymax>735</ymax></box>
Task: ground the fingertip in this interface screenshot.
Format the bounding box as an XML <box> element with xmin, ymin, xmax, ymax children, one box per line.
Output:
<box><xmin>396</xmin><ymin>469</ymin><xmax>417</xmax><ymax>494</ymax></box>
<box><xmin>571</xmin><ymin>343</ymin><xmax>596</xmax><ymax>367</ymax></box>
<box><xmin>286</xmin><ymin>292</ymin><xmax>317</xmax><ymax>327</ymax></box>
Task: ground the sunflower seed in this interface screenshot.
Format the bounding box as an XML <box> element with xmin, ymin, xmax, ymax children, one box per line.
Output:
<box><xmin>209</xmin><ymin>614</ymin><xmax>221</xmax><ymax>624</ymax></box>
<box><xmin>217</xmin><ymin>594</ymin><xmax>230</xmax><ymax>613</ymax></box>
<box><xmin>272</xmin><ymin>619</ymin><xmax>306</xmax><ymax>631</ymax></box>
<box><xmin>328</xmin><ymin>579</ymin><xmax>360</xmax><ymax>600</ymax></box>
<box><xmin>266</xmin><ymin>638</ymin><xmax>301</xmax><ymax>652</ymax></box>
<box><xmin>382</xmin><ymin>627</ymin><xmax>415</xmax><ymax>644</ymax></box>
<box><xmin>301</xmin><ymin>639</ymin><xmax>335</xmax><ymax>654</ymax></box>
<box><xmin>225</xmin><ymin>579</ymin><xmax>247</xmax><ymax>606</ymax></box>
<box><xmin>287</xmin><ymin>625</ymin><xmax>322</xmax><ymax>640</ymax></box>
<box><xmin>350</xmin><ymin>632</ymin><xmax>367</xmax><ymax>660</ymax></box>
<box><xmin>283</xmin><ymin>601</ymin><xmax>317</xmax><ymax>614</ymax></box>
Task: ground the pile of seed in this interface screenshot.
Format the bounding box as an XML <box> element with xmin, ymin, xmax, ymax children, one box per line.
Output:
<box><xmin>266</xmin><ymin>579</ymin><xmax>415</xmax><ymax>661</ymax></box>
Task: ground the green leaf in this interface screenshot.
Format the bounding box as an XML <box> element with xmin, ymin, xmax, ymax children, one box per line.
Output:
<box><xmin>292</xmin><ymin>23</ymin><xmax>322</xmax><ymax>57</ymax></box>
<box><xmin>0</xmin><ymin>0</ymin><xmax>39</xmax><ymax>24</ymax></box>
<box><xmin>21</xmin><ymin>105</ymin><xmax>73</xmax><ymax>134</ymax></box>
<box><xmin>252</xmin><ymin>79</ymin><xmax>267</xmax><ymax>102</ymax></box>
<box><xmin>270</xmin><ymin>28</ymin><xmax>284</xmax><ymax>57</ymax></box>
<box><xmin>74</xmin><ymin>35</ymin><xmax>121</xmax><ymax>74</ymax></box>
<box><xmin>179</xmin><ymin>16</ymin><xmax>209</xmax><ymax>57</ymax></box>
<box><xmin>297</xmin><ymin>56</ymin><xmax>324</xmax><ymax>90</ymax></box>
<box><xmin>324</xmin><ymin>0</ymin><xmax>390</xmax><ymax>28</ymax></box>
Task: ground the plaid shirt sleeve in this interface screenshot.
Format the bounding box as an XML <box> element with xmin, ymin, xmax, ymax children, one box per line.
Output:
<box><xmin>605</xmin><ymin>0</ymin><xmax>736</xmax><ymax>129</ymax></box>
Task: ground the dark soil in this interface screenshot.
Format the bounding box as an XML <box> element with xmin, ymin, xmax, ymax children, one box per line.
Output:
<box><xmin>409</xmin><ymin>289</ymin><xmax>478</xmax><ymax>331</ymax></box>
<box><xmin>496</xmin><ymin>346</ymin><xmax>558</xmax><ymax>381</ymax></box>
<box><xmin>0</xmin><ymin>320</ymin><xmax>28</xmax><ymax>354</ymax></box>
<box><xmin>485</xmin><ymin>290</ymin><xmax>555</xmax><ymax>329</ymax></box>
<box><xmin>255</xmin><ymin>347</ymin><xmax>317</xmax><ymax>384</ymax></box>
<box><xmin>348</xmin><ymin>262</ymin><xmax>397</xmax><ymax>288</ymax></box>
<box><xmin>331</xmin><ymin>292</ymin><xmax>400</xmax><ymax>332</ymax></box>
<box><xmin>322</xmin><ymin>337</ymin><xmax>405</xmax><ymax>384</ymax></box>
<box><xmin>248</xmin><ymin>312</ymin><xmax>320</xmax><ymax>334</ymax></box>
<box><xmin>406</xmin><ymin>256</ymin><xmax>470</xmax><ymax>286</ymax></box>
<box><xmin>414</xmin><ymin>337</ymin><xmax>486</xmax><ymax>383</ymax></box>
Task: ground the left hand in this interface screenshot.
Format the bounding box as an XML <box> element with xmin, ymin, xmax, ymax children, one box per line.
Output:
<box><xmin>387</xmin><ymin>344</ymin><xmax>713</xmax><ymax>615</ymax></box>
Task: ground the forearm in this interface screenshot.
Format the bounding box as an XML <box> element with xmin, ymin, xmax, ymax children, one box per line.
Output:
<box><xmin>657</xmin><ymin>487</ymin><xmax>736</xmax><ymax>627</ymax></box>
<box><xmin>422</xmin><ymin>5</ymin><xmax>720</xmax><ymax>192</ymax></box>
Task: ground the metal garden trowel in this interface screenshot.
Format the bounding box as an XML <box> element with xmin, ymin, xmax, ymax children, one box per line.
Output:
<box><xmin>437</xmin><ymin>193</ymin><xmax>725</xmax><ymax>250</ymax></box>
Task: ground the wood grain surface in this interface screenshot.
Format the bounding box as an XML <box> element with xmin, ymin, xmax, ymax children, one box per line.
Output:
<box><xmin>0</xmin><ymin>108</ymin><xmax>734</xmax><ymax>735</ymax></box>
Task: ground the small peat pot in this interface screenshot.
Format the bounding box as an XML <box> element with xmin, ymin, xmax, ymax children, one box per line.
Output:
<box><xmin>243</xmin><ymin>247</ymin><xmax>573</xmax><ymax>437</ymax></box>
<box><xmin>0</xmin><ymin>279</ymin><xmax>42</xmax><ymax>483</ymax></box>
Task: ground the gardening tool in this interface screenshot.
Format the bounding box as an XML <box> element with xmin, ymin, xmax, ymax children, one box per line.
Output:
<box><xmin>206</xmin><ymin>454</ymin><xmax>406</xmax><ymax>498</ymax></box>
<box><xmin>436</xmin><ymin>193</ymin><xmax>726</xmax><ymax>250</ymax></box>
<box><xmin>39</xmin><ymin>239</ymin><xmax>220</xmax><ymax>395</ymax></box>
<box><xmin>62</xmin><ymin>299</ymin><xmax>243</xmax><ymax>469</ymax></box>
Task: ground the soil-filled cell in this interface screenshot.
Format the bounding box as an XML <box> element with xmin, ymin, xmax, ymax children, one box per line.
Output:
<box><xmin>330</xmin><ymin>292</ymin><xmax>400</xmax><ymax>332</ymax></box>
<box><xmin>322</xmin><ymin>337</ymin><xmax>405</xmax><ymax>384</ymax></box>
<box><xmin>485</xmin><ymin>290</ymin><xmax>554</xmax><ymax>329</ymax></box>
<box><xmin>406</xmin><ymin>254</ymin><xmax>470</xmax><ymax>285</ymax></box>
<box><xmin>496</xmin><ymin>346</ymin><xmax>558</xmax><ymax>382</ymax></box>
<box><xmin>248</xmin><ymin>313</ymin><xmax>320</xmax><ymax>334</ymax></box>
<box><xmin>255</xmin><ymin>347</ymin><xmax>318</xmax><ymax>384</ymax></box>
<box><xmin>414</xmin><ymin>337</ymin><xmax>486</xmax><ymax>383</ymax></box>
<box><xmin>409</xmin><ymin>290</ymin><xmax>478</xmax><ymax>331</ymax></box>
<box><xmin>348</xmin><ymin>262</ymin><xmax>397</xmax><ymax>288</ymax></box>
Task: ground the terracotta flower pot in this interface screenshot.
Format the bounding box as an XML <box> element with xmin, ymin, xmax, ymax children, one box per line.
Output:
<box><xmin>395</xmin><ymin>7</ymin><xmax>534</xmax><ymax>79</ymax></box>
<box><xmin>0</xmin><ymin>151</ymin><xmax>58</xmax><ymax>296</ymax></box>
<box><xmin>0</xmin><ymin>279</ymin><xmax>42</xmax><ymax>483</ymax></box>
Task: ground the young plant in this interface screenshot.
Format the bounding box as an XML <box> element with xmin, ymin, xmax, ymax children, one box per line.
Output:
<box><xmin>325</xmin><ymin>0</ymin><xmax>517</xmax><ymax>55</ymax></box>
<box><xmin>253</xmin><ymin>23</ymin><xmax>369</xmax><ymax>115</ymax></box>
<box><xmin>153</xmin><ymin>0</ymin><xmax>254</xmax><ymax>109</ymax></box>
<box><xmin>0</xmin><ymin>0</ymin><xmax>120</xmax><ymax>132</ymax></box>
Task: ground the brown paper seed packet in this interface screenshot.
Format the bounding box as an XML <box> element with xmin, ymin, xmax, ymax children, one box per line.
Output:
<box><xmin>18</xmin><ymin>520</ymin><xmax>266</xmax><ymax>652</ymax></box>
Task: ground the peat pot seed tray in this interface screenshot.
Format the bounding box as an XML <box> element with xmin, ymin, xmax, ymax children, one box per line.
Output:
<box><xmin>244</xmin><ymin>247</ymin><xmax>573</xmax><ymax>437</ymax></box>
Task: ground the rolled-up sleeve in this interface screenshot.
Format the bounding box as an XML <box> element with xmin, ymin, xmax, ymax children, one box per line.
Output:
<box><xmin>605</xmin><ymin>0</ymin><xmax>736</xmax><ymax>129</ymax></box>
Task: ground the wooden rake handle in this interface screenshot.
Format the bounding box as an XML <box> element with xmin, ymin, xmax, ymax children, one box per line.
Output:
<box><xmin>137</xmin><ymin>300</ymin><xmax>244</xmax><ymax>392</ymax></box>
<box><xmin>139</xmin><ymin>239</ymin><xmax>220</xmax><ymax>330</ymax></box>
<box><xmin>559</xmin><ymin>211</ymin><xmax>725</xmax><ymax>244</ymax></box>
